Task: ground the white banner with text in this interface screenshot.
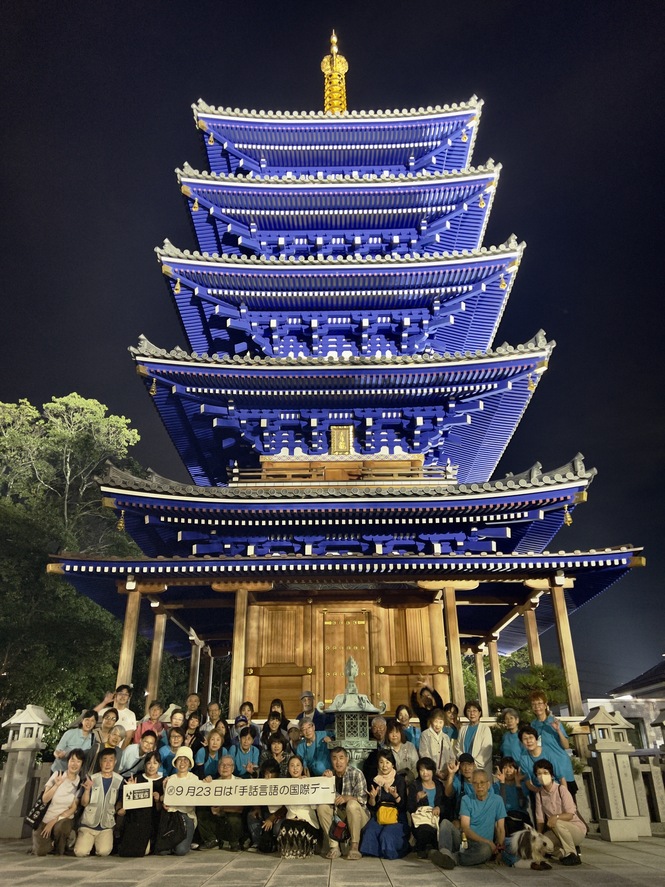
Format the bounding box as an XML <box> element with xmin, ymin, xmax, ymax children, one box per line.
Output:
<box><xmin>163</xmin><ymin>776</ymin><xmax>335</xmax><ymax>807</ymax></box>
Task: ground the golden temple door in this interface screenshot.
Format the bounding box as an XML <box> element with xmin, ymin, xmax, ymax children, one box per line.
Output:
<box><xmin>322</xmin><ymin>610</ymin><xmax>370</xmax><ymax>705</ymax></box>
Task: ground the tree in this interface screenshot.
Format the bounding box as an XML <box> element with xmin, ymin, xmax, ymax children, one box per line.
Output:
<box><xmin>461</xmin><ymin>646</ymin><xmax>533</xmax><ymax>707</ymax></box>
<box><xmin>0</xmin><ymin>394</ymin><xmax>139</xmax><ymax>549</ymax></box>
<box><xmin>0</xmin><ymin>395</ymin><xmax>188</xmax><ymax>742</ymax></box>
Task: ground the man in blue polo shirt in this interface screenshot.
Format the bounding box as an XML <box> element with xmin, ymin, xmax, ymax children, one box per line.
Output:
<box><xmin>430</xmin><ymin>769</ymin><xmax>506</xmax><ymax>869</ymax></box>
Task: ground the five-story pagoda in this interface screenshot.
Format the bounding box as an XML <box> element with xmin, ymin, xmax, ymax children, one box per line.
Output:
<box><xmin>50</xmin><ymin>34</ymin><xmax>643</xmax><ymax>717</ymax></box>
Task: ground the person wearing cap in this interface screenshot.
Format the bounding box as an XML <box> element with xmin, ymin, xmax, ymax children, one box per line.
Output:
<box><xmin>231</xmin><ymin>709</ymin><xmax>261</xmax><ymax>748</ymax></box>
<box><xmin>160</xmin><ymin>745</ymin><xmax>199</xmax><ymax>855</ymax></box>
<box><xmin>297</xmin><ymin>691</ymin><xmax>333</xmax><ymax>731</ymax></box>
<box><xmin>286</xmin><ymin>720</ymin><xmax>302</xmax><ymax>756</ymax></box>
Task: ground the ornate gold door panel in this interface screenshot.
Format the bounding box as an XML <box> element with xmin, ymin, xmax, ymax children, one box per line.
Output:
<box><xmin>322</xmin><ymin>611</ymin><xmax>369</xmax><ymax>704</ymax></box>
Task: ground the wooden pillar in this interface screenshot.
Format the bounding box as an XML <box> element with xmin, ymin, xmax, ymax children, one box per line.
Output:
<box><xmin>373</xmin><ymin>606</ymin><xmax>391</xmax><ymax>708</ymax></box>
<box><xmin>201</xmin><ymin>648</ymin><xmax>214</xmax><ymax>709</ymax></box>
<box><xmin>443</xmin><ymin>587</ymin><xmax>465</xmax><ymax>709</ymax></box>
<box><xmin>523</xmin><ymin>607</ymin><xmax>543</xmax><ymax>666</ymax></box>
<box><xmin>550</xmin><ymin>582</ymin><xmax>583</xmax><ymax>716</ymax></box>
<box><xmin>145</xmin><ymin>611</ymin><xmax>167</xmax><ymax>714</ymax></box>
<box><xmin>188</xmin><ymin>642</ymin><xmax>201</xmax><ymax>694</ymax></box>
<box><xmin>428</xmin><ymin>601</ymin><xmax>451</xmax><ymax>702</ymax></box>
<box><xmin>229</xmin><ymin>588</ymin><xmax>248</xmax><ymax>716</ymax></box>
<box><xmin>116</xmin><ymin>587</ymin><xmax>141</xmax><ymax>687</ymax></box>
<box><xmin>487</xmin><ymin>638</ymin><xmax>503</xmax><ymax>698</ymax></box>
<box><xmin>474</xmin><ymin>649</ymin><xmax>489</xmax><ymax>713</ymax></box>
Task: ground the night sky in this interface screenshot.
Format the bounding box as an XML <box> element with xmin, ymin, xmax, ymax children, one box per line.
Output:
<box><xmin>3</xmin><ymin>1</ymin><xmax>664</xmax><ymax>698</ymax></box>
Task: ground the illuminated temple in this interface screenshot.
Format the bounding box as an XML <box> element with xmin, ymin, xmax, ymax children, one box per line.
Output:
<box><xmin>50</xmin><ymin>34</ymin><xmax>643</xmax><ymax>717</ymax></box>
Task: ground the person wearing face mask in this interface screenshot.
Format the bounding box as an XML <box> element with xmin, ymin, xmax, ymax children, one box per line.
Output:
<box><xmin>533</xmin><ymin>759</ymin><xmax>585</xmax><ymax>866</ymax></box>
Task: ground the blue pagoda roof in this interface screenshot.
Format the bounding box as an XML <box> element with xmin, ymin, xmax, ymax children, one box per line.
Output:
<box><xmin>194</xmin><ymin>98</ymin><xmax>482</xmax><ymax>176</ymax></box>
<box><xmin>157</xmin><ymin>238</ymin><xmax>522</xmax><ymax>358</ymax></box>
<box><xmin>49</xmin><ymin>545</ymin><xmax>643</xmax><ymax>657</ymax></box>
<box><xmin>100</xmin><ymin>456</ymin><xmax>594</xmax><ymax>560</ymax></box>
<box><xmin>132</xmin><ymin>332</ymin><xmax>552</xmax><ymax>486</ymax></box>
<box><xmin>177</xmin><ymin>162</ymin><xmax>499</xmax><ymax>258</ymax></box>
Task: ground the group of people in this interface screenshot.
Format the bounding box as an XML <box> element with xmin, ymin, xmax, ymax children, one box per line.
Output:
<box><xmin>32</xmin><ymin>683</ymin><xmax>586</xmax><ymax>869</ymax></box>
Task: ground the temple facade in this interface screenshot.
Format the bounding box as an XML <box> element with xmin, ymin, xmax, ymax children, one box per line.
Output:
<box><xmin>50</xmin><ymin>35</ymin><xmax>643</xmax><ymax>718</ymax></box>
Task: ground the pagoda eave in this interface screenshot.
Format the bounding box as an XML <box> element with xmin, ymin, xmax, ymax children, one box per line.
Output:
<box><xmin>49</xmin><ymin>546</ymin><xmax>642</xmax><ymax>657</ymax></box>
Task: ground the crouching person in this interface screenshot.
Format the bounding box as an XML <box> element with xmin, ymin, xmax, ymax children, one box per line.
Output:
<box><xmin>197</xmin><ymin>755</ymin><xmax>244</xmax><ymax>851</ymax></box>
<box><xmin>534</xmin><ymin>759</ymin><xmax>586</xmax><ymax>866</ymax></box>
<box><xmin>33</xmin><ymin>748</ymin><xmax>85</xmax><ymax>856</ymax></box>
<box><xmin>74</xmin><ymin>748</ymin><xmax>123</xmax><ymax>857</ymax></box>
<box><xmin>317</xmin><ymin>746</ymin><xmax>370</xmax><ymax>860</ymax></box>
<box><xmin>248</xmin><ymin>760</ymin><xmax>286</xmax><ymax>852</ymax></box>
<box><xmin>430</xmin><ymin>768</ymin><xmax>506</xmax><ymax>869</ymax></box>
<box><xmin>158</xmin><ymin>746</ymin><xmax>199</xmax><ymax>855</ymax></box>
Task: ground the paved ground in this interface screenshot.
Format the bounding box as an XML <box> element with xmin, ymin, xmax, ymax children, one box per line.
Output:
<box><xmin>1</xmin><ymin>834</ymin><xmax>664</xmax><ymax>886</ymax></box>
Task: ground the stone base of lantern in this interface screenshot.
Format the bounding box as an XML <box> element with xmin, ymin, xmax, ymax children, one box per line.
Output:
<box><xmin>599</xmin><ymin>818</ymin><xmax>640</xmax><ymax>842</ymax></box>
<box><xmin>0</xmin><ymin>815</ymin><xmax>29</xmax><ymax>840</ymax></box>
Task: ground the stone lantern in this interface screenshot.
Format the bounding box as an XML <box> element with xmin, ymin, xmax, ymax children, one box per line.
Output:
<box><xmin>581</xmin><ymin>705</ymin><xmax>650</xmax><ymax>841</ymax></box>
<box><xmin>0</xmin><ymin>705</ymin><xmax>53</xmax><ymax>839</ymax></box>
<box><xmin>318</xmin><ymin>656</ymin><xmax>386</xmax><ymax>768</ymax></box>
<box><xmin>651</xmin><ymin>710</ymin><xmax>665</xmax><ymax>747</ymax></box>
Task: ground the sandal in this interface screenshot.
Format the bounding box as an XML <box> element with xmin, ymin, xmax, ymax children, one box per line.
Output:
<box><xmin>325</xmin><ymin>848</ymin><xmax>341</xmax><ymax>859</ymax></box>
<box><xmin>346</xmin><ymin>849</ymin><xmax>362</xmax><ymax>860</ymax></box>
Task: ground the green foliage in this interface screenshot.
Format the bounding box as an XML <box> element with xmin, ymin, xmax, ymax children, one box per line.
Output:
<box><xmin>0</xmin><ymin>394</ymin><xmax>140</xmax><ymax>550</ymax></box>
<box><xmin>492</xmin><ymin>663</ymin><xmax>568</xmax><ymax>720</ymax></box>
<box><xmin>460</xmin><ymin>647</ymin><xmax>534</xmax><ymax>709</ymax></box>
<box><xmin>0</xmin><ymin>395</ymin><xmax>188</xmax><ymax>749</ymax></box>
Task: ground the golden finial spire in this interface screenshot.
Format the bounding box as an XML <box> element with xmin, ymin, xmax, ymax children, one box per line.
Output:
<box><xmin>321</xmin><ymin>30</ymin><xmax>348</xmax><ymax>114</ymax></box>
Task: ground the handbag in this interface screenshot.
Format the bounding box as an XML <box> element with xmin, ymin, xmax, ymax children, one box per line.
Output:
<box><xmin>25</xmin><ymin>793</ymin><xmax>49</xmax><ymax>831</ymax></box>
<box><xmin>411</xmin><ymin>805</ymin><xmax>438</xmax><ymax>830</ymax></box>
<box><xmin>328</xmin><ymin>810</ymin><xmax>349</xmax><ymax>842</ymax></box>
<box><xmin>154</xmin><ymin>809</ymin><xmax>187</xmax><ymax>853</ymax></box>
<box><xmin>376</xmin><ymin>804</ymin><xmax>399</xmax><ymax>825</ymax></box>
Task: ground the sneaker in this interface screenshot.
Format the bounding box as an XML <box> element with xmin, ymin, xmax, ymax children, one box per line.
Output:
<box><xmin>229</xmin><ymin>843</ymin><xmax>241</xmax><ymax>852</ymax></box>
<box><xmin>200</xmin><ymin>840</ymin><xmax>218</xmax><ymax>851</ymax></box>
<box><xmin>429</xmin><ymin>849</ymin><xmax>456</xmax><ymax>869</ymax></box>
<box><xmin>417</xmin><ymin>849</ymin><xmax>428</xmax><ymax>859</ymax></box>
<box><xmin>560</xmin><ymin>854</ymin><xmax>581</xmax><ymax>866</ymax></box>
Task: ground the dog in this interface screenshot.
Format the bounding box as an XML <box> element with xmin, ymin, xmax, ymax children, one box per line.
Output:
<box><xmin>506</xmin><ymin>824</ymin><xmax>554</xmax><ymax>870</ymax></box>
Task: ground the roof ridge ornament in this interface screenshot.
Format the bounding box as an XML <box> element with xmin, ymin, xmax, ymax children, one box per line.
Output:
<box><xmin>321</xmin><ymin>30</ymin><xmax>348</xmax><ymax>114</ymax></box>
